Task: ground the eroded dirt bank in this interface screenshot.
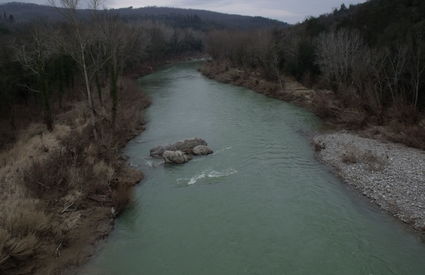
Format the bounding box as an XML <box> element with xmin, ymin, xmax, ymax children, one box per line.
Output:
<box><xmin>0</xmin><ymin>78</ymin><xmax>149</xmax><ymax>275</ymax></box>
<box><xmin>200</xmin><ymin>60</ymin><xmax>425</xmax><ymax>232</ymax></box>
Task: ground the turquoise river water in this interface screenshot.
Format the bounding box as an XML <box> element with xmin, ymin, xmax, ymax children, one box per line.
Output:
<box><xmin>83</xmin><ymin>62</ymin><xmax>425</xmax><ymax>275</ymax></box>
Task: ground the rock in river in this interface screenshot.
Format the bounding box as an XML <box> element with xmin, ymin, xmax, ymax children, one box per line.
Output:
<box><xmin>163</xmin><ymin>150</ymin><xmax>192</xmax><ymax>164</ymax></box>
<box><xmin>192</xmin><ymin>145</ymin><xmax>213</xmax><ymax>155</ymax></box>
<box><xmin>150</xmin><ymin>138</ymin><xmax>208</xmax><ymax>158</ymax></box>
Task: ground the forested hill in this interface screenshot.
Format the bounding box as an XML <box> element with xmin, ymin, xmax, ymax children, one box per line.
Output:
<box><xmin>303</xmin><ymin>0</ymin><xmax>425</xmax><ymax>46</ymax></box>
<box><xmin>203</xmin><ymin>0</ymin><xmax>425</xmax><ymax>148</ymax></box>
<box><xmin>0</xmin><ymin>2</ymin><xmax>287</xmax><ymax>30</ymax></box>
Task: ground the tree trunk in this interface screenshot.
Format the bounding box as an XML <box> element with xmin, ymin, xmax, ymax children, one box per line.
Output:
<box><xmin>58</xmin><ymin>57</ymin><xmax>65</xmax><ymax>109</ymax></box>
<box><xmin>81</xmin><ymin>48</ymin><xmax>98</xmax><ymax>140</ymax></box>
<box><xmin>110</xmin><ymin>70</ymin><xmax>118</xmax><ymax>128</ymax></box>
<box><xmin>9</xmin><ymin>104</ymin><xmax>16</xmax><ymax>130</ymax></box>
<box><xmin>41</xmin><ymin>78</ymin><xmax>53</xmax><ymax>132</ymax></box>
<box><xmin>95</xmin><ymin>73</ymin><xmax>103</xmax><ymax>105</ymax></box>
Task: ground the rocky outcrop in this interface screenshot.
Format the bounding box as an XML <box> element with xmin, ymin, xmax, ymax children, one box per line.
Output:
<box><xmin>163</xmin><ymin>150</ymin><xmax>193</xmax><ymax>164</ymax></box>
<box><xmin>192</xmin><ymin>145</ymin><xmax>213</xmax><ymax>155</ymax></box>
<box><xmin>150</xmin><ymin>138</ymin><xmax>213</xmax><ymax>165</ymax></box>
<box><xmin>150</xmin><ymin>138</ymin><xmax>207</xmax><ymax>158</ymax></box>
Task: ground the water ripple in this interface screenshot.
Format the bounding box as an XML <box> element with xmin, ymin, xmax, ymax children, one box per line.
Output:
<box><xmin>177</xmin><ymin>168</ymin><xmax>238</xmax><ymax>186</ymax></box>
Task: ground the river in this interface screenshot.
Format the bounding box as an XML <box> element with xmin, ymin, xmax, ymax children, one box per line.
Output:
<box><xmin>84</xmin><ymin>61</ymin><xmax>425</xmax><ymax>275</ymax></box>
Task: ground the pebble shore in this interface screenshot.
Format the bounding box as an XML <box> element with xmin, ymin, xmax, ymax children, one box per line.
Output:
<box><xmin>314</xmin><ymin>132</ymin><xmax>425</xmax><ymax>231</ymax></box>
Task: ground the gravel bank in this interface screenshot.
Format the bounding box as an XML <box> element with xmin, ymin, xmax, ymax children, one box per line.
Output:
<box><xmin>314</xmin><ymin>132</ymin><xmax>425</xmax><ymax>231</ymax></box>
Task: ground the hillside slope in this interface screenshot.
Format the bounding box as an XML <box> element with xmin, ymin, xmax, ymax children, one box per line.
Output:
<box><xmin>302</xmin><ymin>0</ymin><xmax>425</xmax><ymax>45</ymax></box>
<box><xmin>0</xmin><ymin>2</ymin><xmax>287</xmax><ymax>30</ymax></box>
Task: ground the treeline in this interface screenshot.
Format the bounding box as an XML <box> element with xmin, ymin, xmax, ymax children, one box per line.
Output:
<box><xmin>1</xmin><ymin>11</ymin><xmax>14</xmax><ymax>23</ymax></box>
<box><xmin>0</xmin><ymin>0</ymin><xmax>203</xmax><ymax>144</ymax></box>
<box><xmin>206</xmin><ymin>0</ymin><xmax>425</xmax><ymax>124</ymax></box>
<box><xmin>0</xmin><ymin>3</ymin><xmax>286</xmax><ymax>30</ymax></box>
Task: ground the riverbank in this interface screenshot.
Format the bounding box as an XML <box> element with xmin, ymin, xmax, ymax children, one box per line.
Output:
<box><xmin>200</xmin><ymin>60</ymin><xmax>425</xmax><ymax>232</ymax></box>
<box><xmin>199</xmin><ymin>61</ymin><xmax>316</xmax><ymax>109</ymax></box>
<box><xmin>0</xmin><ymin>77</ymin><xmax>149</xmax><ymax>274</ymax></box>
<box><xmin>313</xmin><ymin>132</ymin><xmax>425</xmax><ymax>231</ymax></box>
<box><xmin>200</xmin><ymin>61</ymin><xmax>425</xmax><ymax>147</ymax></box>
<box><xmin>85</xmin><ymin>61</ymin><xmax>425</xmax><ymax>274</ymax></box>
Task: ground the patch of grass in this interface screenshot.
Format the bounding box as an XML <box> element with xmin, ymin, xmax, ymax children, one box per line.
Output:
<box><xmin>341</xmin><ymin>145</ymin><xmax>387</xmax><ymax>171</ymax></box>
<box><xmin>111</xmin><ymin>183</ymin><xmax>134</xmax><ymax>216</ymax></box>
<box><xmin>0</xmin><ymin>199</ymin><xmax>58</xmax><ymax>273</ymax></box>
<box><xmin>341</xmin><ymin>149</ymin><xmax>359</xmax><ymax>164</ymax></box>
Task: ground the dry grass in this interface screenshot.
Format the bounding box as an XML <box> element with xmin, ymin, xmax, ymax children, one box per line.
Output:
<box><xmin>111</xmin><ymin>183</ymin><xmax>134</xmax><ymax>215</ymax></box>
<box><xmin>341</xmin><ymin>149</ymin><xmax>359</xmax><ymax>164</ymax></box>
<box><xmin>384</xmin><ymin>121</ymin><xmax>425</xmax><ymax>150</ymax></box>
<box><xmin>0</xmin><ymin>199</ymin><xmax>58</xmax><ymax>272</ymax></box>
<box><xmin>341</xmin><ymin>145</ymin><xmax>387</xmax><ymax>171</ymax></box>
<box><xmin>309</xmin><ymin>90</ymin><xmax>339</xmax><ymax>119</ymax></box>
<box><xmin>311</xmin><ymin>87</ymin><xmax>425</xmax><ymax>149</ymax></box>
<box><xmin>311</xmin><ymin>90</ymin><xmax>369</xmax><ymax>129</ymax></box>
<box><xmin>0</xmin><ymin>77</ymin><xmax>148</xmax><ymax>274</ymax></box>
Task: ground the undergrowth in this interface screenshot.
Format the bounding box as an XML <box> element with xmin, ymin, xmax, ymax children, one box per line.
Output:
<box><xmin>0</xmin><ymin>77</ymin><xmax>149</xmax><ymax>274</ymax></box>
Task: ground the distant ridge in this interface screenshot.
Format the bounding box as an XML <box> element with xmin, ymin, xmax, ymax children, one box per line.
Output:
<box><xmin>0</xmin><ymin>2</ymin><xmax>288</xmax><ymax>30</ymax></box>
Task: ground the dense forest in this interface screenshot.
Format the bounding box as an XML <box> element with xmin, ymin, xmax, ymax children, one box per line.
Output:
<box><xmin>205</xmin><ymin>0</ymin><xmax>425</xmax><ymax>148</ymax></box>
<box><xmin>0</xmin><ymin>2</ymin><xmax>286</xmax><ymax>145</ymax></box>
<box><xmin>0</xmin><ymin>2</ymin><xmax>207</xmax><ymax>145</ymax></box>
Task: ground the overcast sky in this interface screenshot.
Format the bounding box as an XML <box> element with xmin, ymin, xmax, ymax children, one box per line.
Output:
<box><xmin>0</xmin><ymin>0</ymin><xmax>367</xmax><ymax>23</ymax></box>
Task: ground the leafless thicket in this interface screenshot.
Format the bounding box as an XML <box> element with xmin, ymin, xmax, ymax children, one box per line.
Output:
<box><xmin>316</xmin><ymin>29</ymin><xmax>425</xmax><ymax>112</ymax></box>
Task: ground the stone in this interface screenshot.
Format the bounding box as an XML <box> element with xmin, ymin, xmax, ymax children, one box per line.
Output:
<box><xmin>192</xmin><ymin>145</ymin><xmax>213</xmax><ymax>155</ymax></box>
<box><xmin>150</xmin><ymin>138</ymin><xmax>207</xmax><ymax>158</ymax></box>
<box><xmin>149</xmin><ymin>145</ymin><xmax>167</xmax><ymax>158</ymax></box>
<box><xmin>162</xmin><ymin>150</ymin><xmax>192</xmax><ymax>164</ymax></box>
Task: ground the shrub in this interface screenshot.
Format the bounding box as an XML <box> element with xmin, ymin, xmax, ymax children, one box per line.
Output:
<box><xmin>0</xmin><ymin>199</ymin><xmax>55</xmax><ymax>273</ymax></box>
<box><xmin>341</xmin><ymin>146</ymin><xmax>387</xmax><ymax>171</ymax></box>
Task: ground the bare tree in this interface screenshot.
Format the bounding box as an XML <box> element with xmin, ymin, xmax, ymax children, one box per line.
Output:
<box><xmin>409</xmin><ymin>36</ymin><xmax>425</xmax><ymax>107</ymax></box>
<box><xmin>99</xmin><ymin>15</ymin><xmax>141</xmax><ymax>126</ymax></box>
<box><xmin>259</xmin><ymin>31</ymin><xmax>285</xmax><ymax>89</ymax></box>
<box><xmin>316</xmin><ymin>29</ymin><xmax>365</xmax><ymax>88</ymax></box>
<box><xmin>17</xmin><ymin>27</ymin><xmax>54</xmax><ymax>131</ymax></box>
<box><xmin>382</xmin><ymin>46</ymin><xmax>408</xmax><ymax>103</ymax></box>
<box><xmin>49</xmin><ymin>0</ymin><xmax>103</xmax><ymax>139</ymax></box>
<box><xmin>0</xmin><ymin>34</ymin><xmax>18</xmax><ymax>129</ymax></box>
